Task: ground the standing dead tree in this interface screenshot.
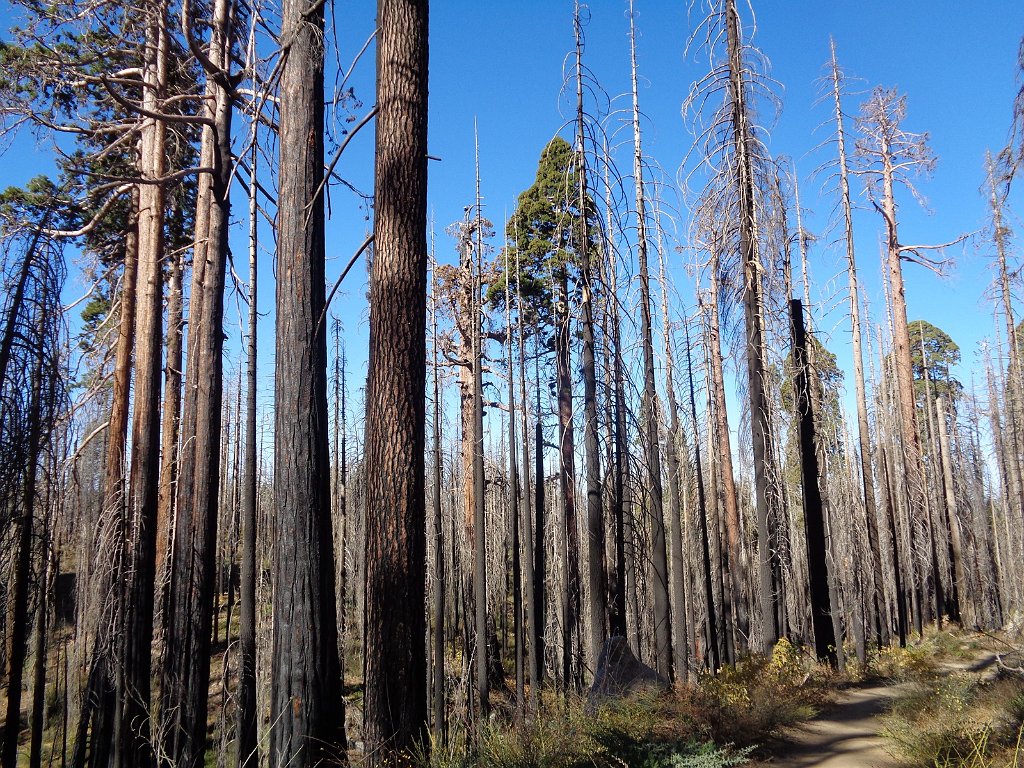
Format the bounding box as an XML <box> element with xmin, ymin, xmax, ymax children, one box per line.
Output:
<box><xmin>684</xmin><ymin>0</ymin><xmax>786</xmax><ymax>652</ymax></box>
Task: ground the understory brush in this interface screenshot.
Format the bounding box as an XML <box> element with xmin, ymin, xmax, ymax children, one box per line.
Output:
<box><xmin>694</xmin><ymin>638</ymin><xmax>831</xmax><ymax>746</ymax></box>
<box><xmin>881</xmin><ymin>667</ymin><xmax>1024</xmax><ymax>767</ymax></box>
<box><xmin>410</xmin><ymin>638</ymin><xmax>835</xmax><ymax>767</ymax></box>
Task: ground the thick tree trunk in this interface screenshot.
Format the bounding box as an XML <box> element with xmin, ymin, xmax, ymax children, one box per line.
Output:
<box><xmin>362</xmin><ymin>0</ymin><xmax>429</xmax><ymax>761</ymax></box>
<box><xmin>269</xmin><ymin>0</ymin><xmax>346</xmax><ymax>761</ymax></box>
<box><xmin>790</xmin><ymin>300</ymin><xmax>838</xmax><ymax>667</ymax></box>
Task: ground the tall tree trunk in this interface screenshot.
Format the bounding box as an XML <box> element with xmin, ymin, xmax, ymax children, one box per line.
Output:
<box><xmin>120</xmin><ymin>4</ymin><xmax>170</xmax><ymax>761</ymax></box>
<box><xmin>470</xmin><ymin>144</ymin><xmax>490</xmax><ymax>720</ymax></box>
<box><xmin>362</xmin><ymin>0</ymin><xmax>429</xmax><ymax>761</ymax></box>
<box><xmin>657</xmin><ymin>228</ymin><xmax>689</xmax><ymax>682</ymax></box>
<box><xmin>725</xmin><ymin>0</ymin><xmax>778</xmax><ymax>650</ymax></box>
<box><xmin>552</xmin><ymin>263</ymin><xmax>582</xmax><ymax>691</ymax></box>
<box><xmin>159</xmin><ymin>0</ymin><xmax>233</xmax><ymax>760</ymax></box>
<box><xmin>629</xmin><ymin>0</ymin><xmax>671</xmax><ymax>678</ymax></box>
<box><xmin>270</xmin><ymin>0</ymin><xmax>346</xmax><ymax>760</ymax></box>
<box><xmin>830</xmin><ymin>39</ymin><xmax>885</xmax><ymax>648</ymax></box>
<box><xmin>533</xmin><ymin>352</ymin><xmax>546</xmax><ymax>693</ymax></box>
<box><xmin>575</xmin><ymin>5</ymin><xmax>606</xmax><ymax>676</ymax></box>
<box><xmin>237</xmin><ymin>132</ymin><xmax>259</xmax><ymax>768</ymax></box>
<box><xmin>790</xmin><ymin>300</ymin><xmax>838</xmax><ymax>666</ymax></box>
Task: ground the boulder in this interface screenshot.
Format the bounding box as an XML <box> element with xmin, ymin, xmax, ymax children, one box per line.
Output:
<box><xmin>586</xmin><ymin>635</ymin><xmax>668</xmax><ymax>712</ymax></box>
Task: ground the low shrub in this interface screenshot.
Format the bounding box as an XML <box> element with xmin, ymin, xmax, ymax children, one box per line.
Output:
<box><xmin>694</xmin><ymin>638</ymin><xmax>827</xmax><ymax>746</ymax></box>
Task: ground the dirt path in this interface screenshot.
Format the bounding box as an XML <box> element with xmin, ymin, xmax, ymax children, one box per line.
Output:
<box><xmin>765</xmin><ymin>682</ymin><xmax>906</xmax><ymax>767</ymax></box>
<box><xmin>764</xmin><ymin>652</ymin><xmax>1000</xmax><ymax>768</ymax></box>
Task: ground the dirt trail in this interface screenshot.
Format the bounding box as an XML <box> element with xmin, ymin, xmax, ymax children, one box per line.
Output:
<box><xmin>765</xmin><ymin>652</ymin><xmax>1000</xmax><ymax>768</ymax></box>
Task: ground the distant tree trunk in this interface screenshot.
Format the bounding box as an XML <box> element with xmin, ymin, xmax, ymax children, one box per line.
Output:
<box><xmin>516</xmin><ymin>262</ymin><xmax>540</xmax><ymax>713</ymax></box>
<box><xmin>656</xmin><ymin>228</ymin><xmax>689</xmax><ymax>682</ymax></box>
<box><xmin>829</xmin><ymin>39</ymin><xmax>886</xmax><ymax>649</ymax></box>
<box><xmin>684</xmin><ymin>319</ymin><xmax>720</xmax><ymax>674</ymax></box>
<box><xmin>362</xmin><ymin>0</ymin><xmax>429</xmax><ymax>762</ymax></box>
<box><xmin>725</xmin><ymin>0</ymin><xmax>778</xmax><ymax>650</ymax></box>
<box><xmin>2</xmin><ymin>322</ymin><xmax>45</xmax><ymax>768</ymax></box>
<box><xmin>430</xmin><ymin>282</ymin><xmax>446</xmax><ymax>738</ymax></box>
<box><xmin>503</xmin><ymin>246</ymin><xmax>525</xmax><ymax>711</ymax></box>
<box><xmin>237</xmin><ymin>133</ymin><xmax>259</xmax><ymax>768</ymax></box>
<box><xmin>600</xmin><ymin>154</ymin><xmax>630</xmax><ymax>643</ymax></box>
<box><xmin>269</xmin><ymin>0</ymin><xmax>346</xmax><ymax>760</ymax></box>
<box><xmin>630</xmin><ymin>0</ymin><xmax>671</xmax><ymax>678</ymax></box>
<box><xmin>706</xmin><ymin>245</ymin><xmax>746</xmax><ymax>654</ymax></box>
<box><xmin>28</xmin><ymin>530</ymin><xmax>52</xmax><ymax>768</ymax></box>
<box><xmin>156</xmin><ymin>240</ymin><xmax>183</xmax><ymax>595</ymax></box>
<box><xmin>575</xmin><ymin>8</ymin><xmax>606</xmax><ymax>675</ymax></box>
<box><xmin>936</xmin><ymin>396</ymin><xmax>971</xmax><ymax>627</ymax></box>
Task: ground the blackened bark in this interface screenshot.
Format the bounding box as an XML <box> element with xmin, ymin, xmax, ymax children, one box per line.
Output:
<box><xmin>790</xmin><ymin>300</ymin><xmax>837</xmax><ymax>666</ymax></box>
<box><xmin>362</xmin><ymin>0</ymin><xmax>429</xmax><ymax>761</ymax></box>
<box><xmin>269</xmin><ymin>0</ymin><xmax>346</xmax><ymax>761</ymax></box>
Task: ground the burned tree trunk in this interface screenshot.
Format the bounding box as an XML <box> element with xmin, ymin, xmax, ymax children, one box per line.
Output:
<box><xmin>362</xmin><ymin>0</ymin><xmax>430</xmax><ymax>761</ymax></box>
<box><xmin>269</xmin><ymin>0</ymin><xmax>346</xmax><ymax>761</ymax></box>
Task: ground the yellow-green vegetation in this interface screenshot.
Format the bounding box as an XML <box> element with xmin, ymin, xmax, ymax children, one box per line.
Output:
<box><xmin>694</xmin><ymin>637</ymin><xmax>830</xmax><ymax>746</ymax></box>
<box><xmin>410</xmin><ymin>691</ymin><xmax>752</xmax><ymax>768</ymax></box>
<box><xmin>879</xmin><ymin>633</ymin><xmax>1024</xmax><ymax>767</ymax></box>
<box><xmin>410</xmin><ymin>639</ymin><xmax>840</xmax><ymax>768</ymax></box>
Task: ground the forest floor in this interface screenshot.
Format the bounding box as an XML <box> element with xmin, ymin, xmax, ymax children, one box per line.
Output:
<box><xmin>754</xmin><ymin>645</ymin><xmax>1005</xmax><ymax>768</ymax></box>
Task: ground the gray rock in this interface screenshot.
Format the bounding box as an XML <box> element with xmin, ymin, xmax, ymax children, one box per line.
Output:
<box><xmin>587</xmin><ymin>635</ymin><xmax>668</xmax><ymax>713</ymax></box>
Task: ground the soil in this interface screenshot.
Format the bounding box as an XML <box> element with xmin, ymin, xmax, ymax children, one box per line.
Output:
<box><xmin>756</xmin><ymin>651</ymin><xmax>1001</xmax><ymax>768</ymax></box>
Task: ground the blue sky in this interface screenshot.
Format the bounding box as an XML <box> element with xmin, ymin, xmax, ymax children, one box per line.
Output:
<box><xmin>2</xmin><ymin>0</ymin><xmax>1023</xmax><ymax>436</ymax></box>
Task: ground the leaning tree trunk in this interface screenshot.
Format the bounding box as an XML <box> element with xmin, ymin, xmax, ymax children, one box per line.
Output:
<box><xmin>362</xmin><ymin>0</ymin><xmax>429</xmax><ymax>762</ymax></box>
<box><xmin>269</xmin><ymin>0</ymin><xmax>346</xmax><ymax>761</ymax></box>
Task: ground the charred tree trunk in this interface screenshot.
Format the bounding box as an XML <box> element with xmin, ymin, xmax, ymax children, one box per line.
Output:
<box><xmin>362</xmin><ymin>0</ymin><xmax>429</xmax><ymax>761</ymax></box>
<box><xmin>790</xmin><ymin>300</ymin><xmax>838</xmax><ymax>666</ymax></box>
<box><xmin>269</xmin><ymin>0</ymin><xmax>346</xmax><ymax>761</ymax></box>
<box><xmin>630</xmin><ymin>2</ymin><xmax>671</xmax><ymax>678</ymax></box>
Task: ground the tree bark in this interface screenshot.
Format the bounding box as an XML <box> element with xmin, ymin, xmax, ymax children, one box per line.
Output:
<box><xmin>362</xmin><ymin>0</ymin><xmax>429</xmax><ymax>761</ymax></box>
<box><xmin>269</xmin><ymin>0</ymin><xmax>346</xmax><ymax>760</ymax></box>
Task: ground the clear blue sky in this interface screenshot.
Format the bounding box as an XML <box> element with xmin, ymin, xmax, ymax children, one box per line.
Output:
<box><xmin>2</xmin><ymin>0</ymin><xmax>1022</xmax><ymax>428</ymax></box>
